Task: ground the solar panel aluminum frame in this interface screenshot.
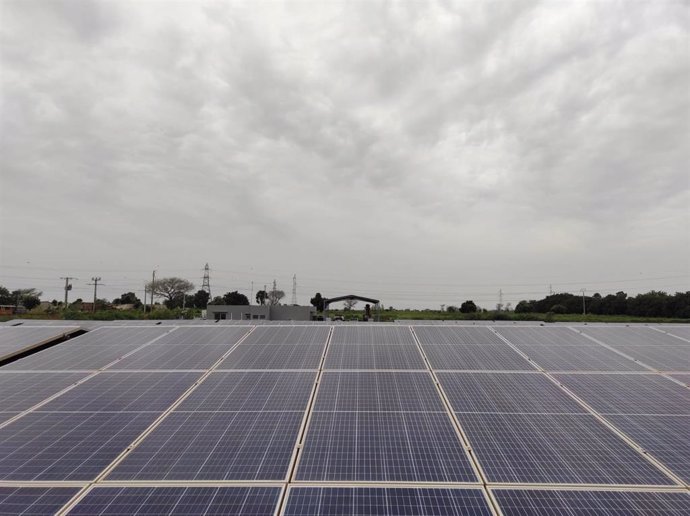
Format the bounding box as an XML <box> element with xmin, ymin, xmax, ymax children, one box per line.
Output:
<box><xmin>0</xmin><ymin>326</ymin><xmax>81</xmax><ymax>364</ymax></box>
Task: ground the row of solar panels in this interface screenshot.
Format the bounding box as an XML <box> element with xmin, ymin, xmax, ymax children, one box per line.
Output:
<box><xmin>2</xmin><ymin>485</ymin><xmax>689</xmax><ymax>515</ymax></box>
<box><xmin>2</xmin><ymin>324</ymin><xmax>688</xmax><ymax>371</ymax></box>
<box><xmin>0</xmin><ymin>324</ymin><xmax>688</xmax><ymax>515</ymax></box>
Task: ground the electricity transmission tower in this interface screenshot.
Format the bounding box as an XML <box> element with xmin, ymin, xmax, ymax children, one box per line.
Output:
<box><xmin>291</xmin><ymin>274</ymin><xmax>297</xmax><ymax>305</ymax></box>
<box><xmin>202</xmin><ymin>263</ymin><xmax>211</xmax><ymax>299</ymax></box>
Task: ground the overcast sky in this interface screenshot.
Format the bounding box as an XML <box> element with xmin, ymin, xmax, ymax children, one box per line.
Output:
<box><xmin>1</xmin><ymin>0</ymin><xmax>688</xmax><ymax>309</ymax></box>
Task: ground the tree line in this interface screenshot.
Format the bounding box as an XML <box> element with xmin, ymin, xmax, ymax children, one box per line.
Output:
<box><xmin>515</xmin><ymin>291</ymin><xmax>690</xmax><ymax>318</ymax></box>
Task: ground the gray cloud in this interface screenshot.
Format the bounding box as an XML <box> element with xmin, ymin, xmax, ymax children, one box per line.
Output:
<box><xmin>1</xmin><ymin>0</ymin><xmax>688</xmax><ymax>308</ymax></box>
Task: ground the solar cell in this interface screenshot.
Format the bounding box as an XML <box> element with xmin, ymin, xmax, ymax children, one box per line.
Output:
<box><xmin>284</xmin><ymin>487</ymin><xmax>492</xmax><ymax>516</ymax></box>
<box><xmin>324</xmin><ymin>343</ymin><xmax>426</xmax><ymax>369</ymax></box>
<box><xmin>0</xmin><ymin>372</ymin><xmax>89</xmax><ymax>412</ymax></box>
<box><xmin>296</xmin><ymin>411</ymin><xmax>477</xmax><ymax>482</ymax></box>
<box><xmin>456</xmin><ymin>413</ymin><xmax>675</xmax><ymax>485</ymax></box>
<box><xmin>414</xmin><ymin>326</ymin><xmax>507</xmax><ymax>346</ymax></box>
<box><xmin>0</xmin><ymin>411</ymin><xmax>158</xmax><ymax>480</ymax></box>
<box><xmin>1</xmin><ymin>327</ymin><xmax>171</xmax><ymax>371</ymax></box>
<box><xmin>314</xmin><ymin>372</ymin><xmax>446</xmax><ymax>412</ymax></box>
<box><xmin>219</xmin><ymin>343</ymin><xmax>324</xmax><ymax>369</ymax></box>
<box><xmin>607</xmin><ymin>415</ymin><xmax>690</xmax><ymax>484</ymax></box>
<box><xmin>330</xmin><ymin>326</ymin><xmax>415</xmax><ymax>345</ymax></box>
<box><xmin>0</xmin><ymin>326</ymin><xmax>79</xmax><ymax>362</ymax></box>
<box><xmin>241</xmin><ymin>326</ymin><xmax>330</xmax><ymax>345</ymax></box>
<box><xmin>438</xmin><ymin>372</ymin><xmax>587</xmax><ymax>414</ymax></box>
<box><xmin>554</xmin><ymin>374</ymin><xmax>690</xmax><ymax>415</ymax></box>
<box><xmin>493</xmin><ymin>489</ymin><xmax>690</xmax><ymax>516</ymax></box>
<box><xmin>36</xmin><ymin>372</ymin><xmax>201</xmax><ymax>412</ymax></box>
<box><xmin>421</xmin><ymin>342</ymin><xmax>536</xmax><ymax>370</ymax></box>
<box><xmin>506</xmin><ymin>343</ymin><xmax>646</xmax><ymax>371</ymax></box>
<box><xmin>108</xmin><ymin>343</ymin><xmax>233</xmax><ymax>370</ymax></box>
<box><xmin>176</xmin><ymin>371</ymin><xmax>316</xmax><ymax>411</ymax></box>
<box><xmin>107</xmin><ymin>410</ymin><xmax>303</xmax><ymax>480</ymax></box>
<box><xmin>0</xmin><ymin>487</ymin><xmax>79</xmax><ymax>516</ymax></box>
<box><xmin>68</xmin><ymin>486</ymin><xmax>281</xmax><ymax>515</ymax></box>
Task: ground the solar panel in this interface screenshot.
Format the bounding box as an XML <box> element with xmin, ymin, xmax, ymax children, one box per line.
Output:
<box><xmin>0</xmin><ymin>411</ymin><xmax>158</xmax><ymax>480</ymax></box>
<box><xmin>660</xmin><ymin>326</ymin><xmax>690</xmax><ymax>341</ymax></box>
<box><xmin>585</xmin><ymin>345</ymin><xmax>690</xmax><ymax>372</ymax></box>
<box><xmin>582</xmin><ymin>327</ymin><xmax>690</xmax><ymax>347</ymax></box>
<box><xmin>241</xmin><ymin>326</ymin><xmax>330</xmax><ymax>345</ymax></box>
<box><xmin>108</xmin><ymin>343</ymin><xmax>234</xmax><ymax>370</ymax></box>
<box><xmin>176</xmin><ymin>371</ymin><xmax>316</xmax><ymax>411</ymax></box>
<box><xmin>314</xmin><ymin>372</ymin><xmax>446</xmax><ymax>412</ymax></box>
<box><xmin>0</xmin><ymin>372</ymin><xmax>89</xmax><ymax>412</ymax></box>
<box><xmin>497</xmin><ymin>327</ymin><xmax>598</xmax><ymax>347</ymax></box>
<box><xmin>36</xmin><ymin>371</ymin><xmax>201</xmax><ymax>412</ymax></box>
<box><xmin>414</xmin><ymin>326</ymin><xmax>507</xmax><ymax>346</ymax></box>
<box><xmin>421</xmin><ymin>342</ymin><xmax>536</xmax><ymax>370</ymax></box>
<box><xmin>1</xmin><ymin>327</ymin><xmax>171</xmax><ymax>371</ymax></box>
<box><xmin>0</xmin><ymin>487</ymin><xmax>79</xmax><ymax>516</ymax></box>
<box><xmin>0</xmin><ymin>412</ymin><xmax>19</xmax><ymax>424</ymax></box>
<box><xmin>554</xmin><ymin>373</ymin><xmax>690</xmax><ymax>415</ymax></box>
<box><xmin>219</xmin><ymin>343</ymin><xmax>325</xmax><ymax>369</ymax></box>
<box><xmin>324</xmin><ymin>343</ymin><xmax>426</xmax><ymax>369</ymax></box>
<box><xmin>670</xmin><ymin>373</ymin><xmax>689</xmax><ymax>386</ymax></box>
<box><xmin>0</xmin><ymin>326</ymin><xmax>79</xmax><ymax>362</ymax></box>
<box><xmin>506</xmin><ymin>343</ymin><xmax>647</xmax><ymax>371</ymax></box>
<box><xmin>438</xmin><ymin>372</ymin><xmax>587</xmax><ymax>414</ymax></box>
<box><xmin>284</xmin><ymin>487</ymin><xmax>493</xmax><ymax>516</ymax></box>
<box><xmin>456</xmin><ymin>412</ymin><xmax>675</xmax><ymax>485</ymax></box>
<box><xmin>146</xmin><ymin>326</ymin><xmax>251</xmax><ymax>346</ymax></box>
<box><xmin>330</xmin><ymin>326</ymin><xmax>416</xmax><ymax>345</ymax></box>
<box><xmin>493</xmin><ymin>488</ymin><xmax>690</xmax><ymax>515</ymax></box>
<box><xmin>607</xmin><ymin>415</ymin><xmax>690</xmax><ymax>484</ymax></box>
<box><xmin>296</xmin><ymin>411</ymin><xmax>477</xmax><ymax>482</ymax></box>
<box><xmin>107</xmin><ymin>410</ymin><xmax>304</xmax><ymax>480</ymax></box>
<box><xmin>68</xmin><ymin>486</ymin><xmax>281</xmax><ymax>515</ymax></box>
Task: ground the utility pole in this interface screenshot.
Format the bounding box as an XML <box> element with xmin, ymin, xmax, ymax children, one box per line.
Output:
<box><xmin>580</xmin><ymin>288</ymin><xmax>586</xmax><ymax>315</ymax></box>
<box><xmin>291</xmin><ymin>274</ymin><xmax>297</xmax><ymax>305</ymax></box>
<box><xmin>549</xmin><ymin>284</ymin><xmax>553</xmax><ymax>295</ymax></box>
<box><xmin>60</xmin><ymin>277</ymin><xmax>76</xmax><ymax>309</ymax></box>
<box><xmin>498</xmin><ymin>289</ymin><xmax>504</xmax><ymax>311</ymax></box>
<box><xmin>88</xmin><ymin>277</ymin><xmax>102</xmax><ymax>313</ymax></box>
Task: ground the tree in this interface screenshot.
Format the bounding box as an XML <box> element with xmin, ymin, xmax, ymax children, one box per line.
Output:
<box><xmin>310</xmin><ymin>293</ymin><xmax>325</xmax><ymax>311</ymax></box>
<box><xmin>222</xmin><ymin>291</ymin><xmax>250</xmax><ymax>305</ymax></box>
<box><xmin>256</xmin><ymin>290</ymin><xmax>268</xmax><ymax>305</ymax></box>
<box><xmin>460</xmin><ymin>300</ymin><xmax>478</xmax><ymax>313</ymax></box>
<box><xmin>113</xmin><ymin>292</ymin><xmax>143</xmax><ymax>309</ymax></box>
<box><xmin>209</xmin><ymin>296</ymin><xmax>225</xmax><ymax>305</ymax></box>
<box><xmin>0</xmin><ymin>286</ymin><xmax>11</xmax><ymax>304</ymax></box>
<box><xmin>267</xmin><ymin>280</ymin><xmax>284</xmax><ymax>306</ymax></box>
<box><xmin>343</xmin><ymin>299</ymin><xmax>358</xmax><ymax>310</ymax></box>
<box><xmin>446</xmin><ymin>305</ymin><xmax>458</xmax><ymax>313</ymax></box>
<box><xmin>191</xmin><ymin>290</ymin><xmax>210</xmax><ymax>308</ymax></box>
<box><xmin>22</xmin><ymin>296</ymin><xmax>41</xmax><ymax>310</ymax></box>
<box><xmin>146</xmin><ymin>277</ymin><xmax>195</xmax><ymax>305</ymax></box>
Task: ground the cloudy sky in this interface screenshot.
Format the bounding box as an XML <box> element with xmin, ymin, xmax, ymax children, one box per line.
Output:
<box><xmin>1</xmin><ymin>0</ymin><xmax>688</xmax><ymax>309</ymax></box>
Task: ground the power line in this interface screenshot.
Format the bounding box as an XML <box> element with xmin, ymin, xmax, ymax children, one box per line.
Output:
<box><xmin>87</xmin><ymin>277</ymin><xmax>103</xmax><ymax>313</ymax></box>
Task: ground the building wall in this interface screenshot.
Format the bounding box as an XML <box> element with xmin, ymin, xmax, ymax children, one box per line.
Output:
<box><xmin>206</xmin><ymin>305</ymin><xmax>314</xmax><ymax>321</ymax></box>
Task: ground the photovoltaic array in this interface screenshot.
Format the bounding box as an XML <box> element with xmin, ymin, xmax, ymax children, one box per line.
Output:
<box><xmin>0</xmin><ymin>322</ymin><xmax>688</xmax><ymax>515</ymax></box>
